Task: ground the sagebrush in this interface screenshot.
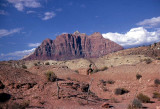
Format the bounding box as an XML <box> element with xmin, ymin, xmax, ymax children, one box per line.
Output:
<box><xmin>45</xmin><ymin>71</ymin><xmax>57</xmax><ymax>82</ymax></box>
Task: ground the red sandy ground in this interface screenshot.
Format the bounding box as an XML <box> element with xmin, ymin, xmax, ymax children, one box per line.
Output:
<box><xmin>0</xmin><ymin>60</ymin><xmax>160</xmax><ymax>109</ymax></box>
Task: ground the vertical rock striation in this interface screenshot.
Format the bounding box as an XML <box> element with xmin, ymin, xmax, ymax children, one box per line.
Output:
<box><xmin>24</xmin><ymin>31</ymin><xmax>123</xmax><ymax>60</ymax></box>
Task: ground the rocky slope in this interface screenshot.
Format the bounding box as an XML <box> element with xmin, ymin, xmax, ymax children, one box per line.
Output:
<box><xmin>24</xmin><ymin>31</ymin><xmax>123</xmax><ymax>60</ymax></box>
<box><xmin>1</xmin><ymin>58</ymin><xmax>160</xmax><ymax>109</ymax></box>
<box><xmin>109</xmin><ymin>42</ymin><xmax>160</xmax><ymax>59</ymax></box>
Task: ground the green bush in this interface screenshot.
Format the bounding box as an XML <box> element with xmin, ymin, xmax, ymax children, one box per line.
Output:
<box><xmin>136</xmin><ymin>74</ymin><xmax>142</xmax><ymax>80</ymax></box>
<box><xmin>114</xmin><ymin>88</ymin><xmax>129</xmax><ymax>95</ymax></box>
<box><xmin>137</xmin><ymin>93</ymin><xmax>150</xmax><ymax>103</ymax></box>
<box><xmin>45</xmin><ymin>71</ymin><xmax>57</xmax><ymax>82</ymax></box>
<box><xmin>128</xmin><ymin>98</ymin><xmax>142</xmax><ymax>109</ymax></box>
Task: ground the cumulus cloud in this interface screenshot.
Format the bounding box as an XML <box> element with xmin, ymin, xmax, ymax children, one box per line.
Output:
<box><xmin>0</xmin><ymin>10</ymin><xmax>8</xmax><ymax>15</ymax></box>
<box><xmin>102</xmin><ymin>27</ymin><xmax>160</xmax><ymax>48</ymax></box>
<box><xmin>0</xmin><ymin>48</ymin><xmax>35</xmax><ymax>60</ymax></box>
<box><xmin>28</xmin><ymin>43</ymin><xmax>41</xmax><ymax>47</ymax></box>
<box><xmin>137</xmin><ymin>16</ymin><xmax>160</xmax><ymax>28</ymax></box>
<box><xmin>0</xmin><ymin>28</ymin><xmax>22</xmax><ymax>38</ymax></box>
<box><xmin>7</xmin><ymin>0</ymin><xmax>41</xmax><ymax>11</ymax></box>
<box><xmin>42</xmin><ymin>12</ymin><xmax>56</xmax><ymax>20</ymax></box>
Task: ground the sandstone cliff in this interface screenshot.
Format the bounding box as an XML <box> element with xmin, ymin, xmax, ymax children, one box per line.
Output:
<box><xmin>24</xmin><ymin>31</ymin><xmax>123</xmax><ymax>60</ymax></box>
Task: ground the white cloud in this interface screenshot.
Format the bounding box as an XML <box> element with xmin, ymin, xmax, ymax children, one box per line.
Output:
<box><xmin>102</xmin><ymin>27</ymin><xmax>160</xmax><ymax>48</ymax></box>
<box><xmin>7</xmin><ymin>48</ymin><xmax>35</xmax><ymax>56</ymax></box>
<box><xmin>7</xmin><ymin>0</ymin><xmax>41</xmax><ymax>11</ymax></box>
<box><xmin>42</xmin><ymin>12</ymin><xmax>56</xmax><ymax>20</ymax></box>
<box><xmin>0</xmin><ymin>28</ymin><xmax>22</xmax><ymax>38</ymax></box>
<box><xmin>0</xmin><ymin>48</ymin><xmax>35</xmax><ymax>60</ymax></box>
<box><xmin>0</xmin><ymin>10</ymin><xmax>8</xmax><ymax>15</ymax></box>
<box><xmin>137</xmin><ymin>16</ymin><xmax>160</xmax><ymax>28</ymax></box>
<box><xmin>28</xmin><ymin>43</ymin><xmax>41</xmax><ymax>47</ymax></box>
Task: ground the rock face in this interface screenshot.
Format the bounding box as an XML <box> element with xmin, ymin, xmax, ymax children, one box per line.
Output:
<box><xmin>24</xmin><ymin>31</ymin><xmax>123</xmax><ymax>60</ymax></box>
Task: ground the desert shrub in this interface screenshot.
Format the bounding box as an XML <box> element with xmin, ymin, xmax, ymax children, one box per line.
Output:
<box><xmin>99</xmin><ymin>80</ymin><xmax>108</xmax><ymax>91</ymax></box>
<box><xmin>74</xmin><ymin>70</ymin><xmax>79</xmax><ymax>73</ymax></box>
<box><xmin>92</xmin><ymin>68</ymin><xmax>99</xmax><ymax>73</ymax></box>
<box><xmin>128</xmin><ymin>98</ymin><xmax>142</xmax><ymax>109</ymax></box>
<box><xmin>154</xmin><ymin>79</ymin><xmax>160</xmax><ymax>86</ymax></box>
<box><xmin>100</xmin><ymin>66</ymin><xmax>108</xmax><ymax>71</ymax></box>
<box><xmin>153</xmin><ymin>92</ymin><xmax>160</xmax><ymax>99</ymax></box>
<box><xmin>45</xmin><ymin>71</ymin><xmax>57</xmax><ymax>82</ymax></box>
<box><xmin>136</xmin><ymin>74</ymin><xmax>142</xmax><ymax>80</ymax></box>
<box><xmin>89</xmin><ymin>67</ymin><xmax>108</xmax><ymax>74</ymax></box>
<box><xmin>144</xmin><ymin>58</ymin><xmax>152</xmax><ymax>64</ymax></box>
<box><xmin>107</xmin><ymin>80</ymin><xmax>115</xmax><ymax>84</ymax></box>
<box><xmin>34</xmin><ymin>63</ymin><xmax>38</xmax><ymax>66</ymax></box>
<box><xmin>45</xmin><ymin>62</ymin><xmax>50</xmax><ymax>65</ymax></box>
<box><xmin>99</xmin><ymin>80</ymin><xmax>107</xmax><ymax>86</ymax></box>
<box><xmin>157</xmin><ymin>57</ymin><xmax>160</xmax><ymax>60</ymax></box>
<box><xmin>137</xmin><ymin>93</ymin><xmax>150</xmax><ymax>103</ymax></box>
<box><xmin>22</xmin><ymin>65</ymin><xmax>27</xmax><ymax>69</ymax></box>
<box><xmin>114</xmin><ymin>88</ymin><xmax>129</xmax><ymax>95</ymax></box>
<box><xmin>100</xmin><ymin>79</ymin><xmax>115</xmax><ymax>86</ymax></box>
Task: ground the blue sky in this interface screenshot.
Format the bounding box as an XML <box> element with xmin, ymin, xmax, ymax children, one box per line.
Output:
<box><xmin>0</xmin><ymin>0</ymin><xmax>160</xmax><ymax>60</ymax></box>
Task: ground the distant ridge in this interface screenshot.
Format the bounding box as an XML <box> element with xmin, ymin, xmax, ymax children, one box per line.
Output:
<box><xmin>24</xmin><ymin>31</ymin><xmax>123</xmax><ymax>60</ymax></box>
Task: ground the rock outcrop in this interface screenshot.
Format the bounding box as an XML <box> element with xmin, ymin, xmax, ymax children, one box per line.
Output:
<box><xmin>24</xmin><ymin>31</ymin><xmax>123</xmax><ymax>60</ymax></box>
